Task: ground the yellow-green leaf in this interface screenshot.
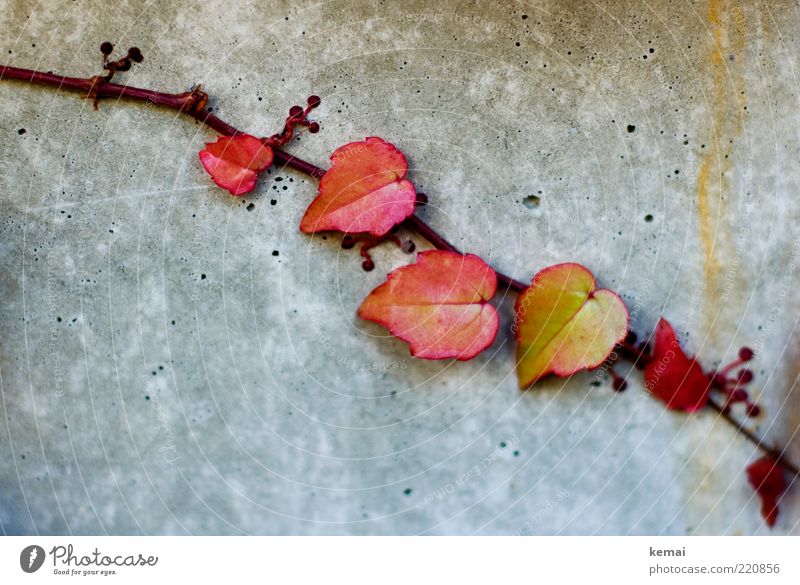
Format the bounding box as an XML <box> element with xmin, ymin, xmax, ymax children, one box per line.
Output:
<box><xmin>515</xmin><ymin>263</ymin><xmax>628</xmax><ymax>388</ymax></box>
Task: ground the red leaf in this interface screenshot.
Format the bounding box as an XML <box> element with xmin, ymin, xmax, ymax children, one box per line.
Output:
<box><xmin>747</xmin><ymin>456</ymin><xmax>787</xmax><ymax>527</ymax></box>
<box><xmin>357</xmin><ymin>250</ymin><xmax>498</xmax><ymax>360</ymax></box>
<box><xmin>643</xmin><ymin>318</ymin><xmax>710</xmax><ymax>412</ymax></box>
<box><xmin>199</xmin><ymin>134</ymin><xmax>274</xmax><ymax>196</ymax></box>
<box><xmin>300</xmin><ymin>137</ymin><xmax>417</xmax><ymax>236</ymax></box>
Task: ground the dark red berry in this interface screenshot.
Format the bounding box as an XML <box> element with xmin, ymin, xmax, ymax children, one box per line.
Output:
<box><xmin>100</xmin><ymin>42</ymin><xmax>114</xmax><ymax>55</ymax></box>
<box><xmin>739</xmin><ymin>347</ymin><xmax>754</xmax><ymax>361</ymax></box>
<box><xmin>289</xmin><ymin>105</ymin><xmax>304</xmax><ymax>117</ymax></box>
<box><xmin>308</xmin><ymin>122</ymin><xmax>320</xmax><ymax>133</ymax></box>
<box><xmin>127</xmin><ymin>47</ymin><xmax>143</xmax><ymax>62</ymax></box>
<box><xmin>307</xmin><ymin>95</ymin><xmax>321</xmax><ymax>108</ymax></box>
<box><xmin>612</xmin><ymin>378</ymin><xmax>627</xmax><ymax>392</ymax></box>
<box><xmin>117</xmin><ymin>59</ymin><xmax>131</xmax><ymax>72</ymax></box>
<box><xmin>737</xmin><ymin>369</ymin><xmax>754</xmax><ymax>384</ymax></box>
<box><xmin>362</xmin><ymin>258</ymin><xmax>375</xmax><ymax>271</ymax></box>
<box><xmin>747</xmin><ymin>404</ymin><xmax>761</xmax><ymax>417</ymax></box>
<box><xmin>710</xmin><ymin>373</ymin><xmax>727</xmax><ymax>388</ymax></box>
<box><xmin>341</xmin><ymin>235</ymin><xmax>356</xmax><ymax>249</ymax></box>
<box><xmin>416</xmin><ymin>193</ymin><xmax>428</xmax><ymax>205</ymax></box>
<box><xmin>730</xmin><ymin>389</ymin><xmax>748</xmax><ymax>402</ymax></box>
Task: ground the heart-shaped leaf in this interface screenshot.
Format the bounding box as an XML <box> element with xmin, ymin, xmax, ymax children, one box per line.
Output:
<box><xmin>199</xmin><ymin>134</ymin><xmax>274</xmax><ymax>196</ymax></box>
<box><xmin>300</xmin><ymin>137</ymin><xmax>417</xmax><ymax>236</ymax></box>
<box><xmin>357</xmin><ymin>250</ymin><xmax>499</xmax><ymax>360</ymax></box>
<box><xmin>515</xmin><ymin>263</ymin><xmax>629</xmax><ymax>388</ymax></box>
<box><xmin>643</xmin><ymin>318</ymin><xmax>710</xmax><ymax>412</ymax></box>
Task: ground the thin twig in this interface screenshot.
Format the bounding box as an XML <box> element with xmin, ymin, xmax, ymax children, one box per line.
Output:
<box><xmin>707</xmin><ymin>398</ymin><xmax>799</xmax><ymax>476</ymax></box>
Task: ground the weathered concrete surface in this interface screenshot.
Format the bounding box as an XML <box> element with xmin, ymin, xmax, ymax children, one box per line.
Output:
<box><xmin>1</xmin><ymin>0</ymin><xmax>800</xmax><ymax>535</ymax></box>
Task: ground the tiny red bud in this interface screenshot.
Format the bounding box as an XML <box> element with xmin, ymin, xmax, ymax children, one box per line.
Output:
<box><xmin>308</xmin><ymin>122</ymin><xmax>320</xmax><ymax>133</ymax></box>
<box><xmin>289</xmin><ymin>105</ymin><xmax>304</xmax><ymax>117</ymax></box>
<box><xmin>362</xmin><ymin>258</ymin><xmax>375</xmax><ymax>271</ymax></box>
<box><xmin>117</xmin><ymin>59</ymin><xmax>131</xmax><ymax>72</ymax></box>
<box><xmin>127</xmin><ymin>47</ymin><xmax>143</xmax><ymax>62</ymax></box>
<box><xmin>100</xmin><ymin>41</ymin><xmax>114</xmax><ymax>55</ymax></box>
<box><xmin>307</xmin><ymin>95</ymin><xmax>321</xmax><ymax>108</ymax></box>
<box><xmin>739</xmin><ymin>347</ymin><xmax>754</xmax><ymax>361</ymax></box>
<box><xmin>341</xmin><ymin>235</ymin><xmax>356</xmax><ymax>249</ymax></box>
<box><xmin>711</xmin><ymin>373</ymin><xmax>727</xmax><ymax>388</ymax></box>
<box><xmin>730</xmin><ymin>389</ymin><xmax>748</xmax><ymax>402</ymax></box>
<box><xmin>737</xmin><ymin>369</ymin><xmax>754</xmax><ymax>384</ymax></box>
<box><xmin>747</xmin><ymin>404</ymin><xmax>761</xmax><ymax>417</ymax></box>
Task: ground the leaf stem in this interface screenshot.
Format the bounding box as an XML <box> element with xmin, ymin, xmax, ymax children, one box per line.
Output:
<box><xmin>3</xmin><ymin>62</ymin><xmax>795</xmax><ymax>477</ymax></box>
<box><xmin>404</xmin><ymin>215</ymin><xmax>527</xmax><ymax>292</ymax></box>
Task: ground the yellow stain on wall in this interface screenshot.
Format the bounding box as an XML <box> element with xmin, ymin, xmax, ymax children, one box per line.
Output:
<box><xmin>696</xmin><ymin>0</ymin><xmax>746</xmax><ymax>324</ymax></box>
<box><xmin>686</xmin><ymin>0</ymin><xmax>750</xmax><ymax>533</ymax></box>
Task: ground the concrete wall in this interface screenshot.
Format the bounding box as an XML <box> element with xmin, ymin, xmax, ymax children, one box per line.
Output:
<box><xmin>1</xmin><ymin>0</ymin><xmax>799</xmax><ymax>534</ymax></box>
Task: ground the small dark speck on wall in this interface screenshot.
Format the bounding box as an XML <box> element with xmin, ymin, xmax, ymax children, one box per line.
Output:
<box><xmin>644</xmin><ymin>214</ymin><xmax>654</xmax><ymax>222</ymax></box>
<box><xmin>17</xmin><ymin>128</ymin><xmax>26</xmax><ymax>135</ymax></box>
<box><xmin>403</xmin><ymin>488</ymin><xmax>412</xmax><ymax>496</ymax></box>
<box><xmin>627</xmin><ymin>124</ymin><xmax>636</xmax><ymax>133</ymax></box>
<box><xmin>246</xmin><ymin>203</ymin><xmax>255</xmax><ymax>211</ymax></box>
<box><xmin>272</xmin><ymin>250</ymin><xmax>279</xmax><ymax>256</ymax></box>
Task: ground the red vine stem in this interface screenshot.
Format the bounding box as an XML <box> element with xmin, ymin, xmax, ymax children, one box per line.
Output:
<box><xmin>707</xmin><ymin>397</ymin><xmax>799</xmax><ymax>476</ymax></box>
<box><xmin>0</xmin><ymin>64</ymin><xmax>525</xmax><ymax>291</ymax></box>
<box><xmin>1</xmin><ymin>63</ymin><xmax>795</xmax><ymax>476</ymax></box>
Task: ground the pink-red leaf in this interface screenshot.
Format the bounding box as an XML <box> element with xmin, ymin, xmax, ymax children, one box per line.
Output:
<box><xmin>747</xmin><ymin>456</ymin><xmax>787</xmax><ymax>528</ymax></box>
<box><xmin>644</xmin><ymin>318</ymin><xmax>710</xmax><ymax>412</ymax></box>
<box><xmin>514</xmin><ymin>263</ymin><xmax>629</xmax><ymax>388</ymax></box>
<box><xmin>199</xmin><ymin>134</ymin><xmax>274</xmax><ymax>196</ymax></box>
<box><xmin>357</xmin><ymin>250</ymin><xmax>498</xmax><ymax>360</ymax></box>
<box><xmin>300</xmin><ymin>137</ymin><xmax>417</xmax><ymax>236</ymax></box>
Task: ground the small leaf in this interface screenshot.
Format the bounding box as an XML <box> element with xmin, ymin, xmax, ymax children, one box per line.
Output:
<box><xmin>300</xmin><ymin>137</ymin><xmax>417</xmax><ymax>236</ymax></box>
<box><xmin>357</xmin><ymin>250</ymin><xmax>498</xmax><ymax>360</ymax></box>
<box><xmin>515</xmin><ymin>263</ymin><xmax>629</xmax><ymax>388</ymax></box>
<box><xmin>199</xmin><ymin>134</ymin><xmax>274</xmax><ymax>196</ymax></box>
<box><xmin>644</xmin><ymin>318</ymin><xmax>710</xmax><ymax>412</ymax></box>
<box><xmin>747</xmin><ymin>456</ymin><xmax>786</xmax><ymax>528</ymax></box>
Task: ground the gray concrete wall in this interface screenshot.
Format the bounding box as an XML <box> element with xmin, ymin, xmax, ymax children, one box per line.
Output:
<box><xmin>1</xmin><ymin>0</ymin><xmax>799</xmax><ymax>534</ymax></box>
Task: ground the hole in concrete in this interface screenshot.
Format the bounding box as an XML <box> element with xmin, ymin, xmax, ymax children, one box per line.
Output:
<box><xmin>522</xmin><ymin>195</ymin><xmax>541</xmax><ymax>209</ymax></box>
<box><xmin>644</xmin><ymin>214</ymin><xmax>654</xmax><ymax>222</ymax></box>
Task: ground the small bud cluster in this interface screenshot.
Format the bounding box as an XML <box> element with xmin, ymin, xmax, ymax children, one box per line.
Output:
<box><xmin>100</xmin><ymin>42</ymin><xmax>144</xmax><ymax>78</ymax></box>
<box><xmin>265</xmin><ymin>95</ymin><xmax>321</xmax><ymax>148</ymax></box>
<box><xmin>710</xmin><ymin>347</ymin><xmax>759</xmax><ymax>417</ymax></box>
<box><xmin>341</xmin><ymin>229</ymin><xmax>416</xmax><ymax>271</ymax></box>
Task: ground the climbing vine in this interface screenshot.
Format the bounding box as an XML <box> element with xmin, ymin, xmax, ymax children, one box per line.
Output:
<box><xmin>1</xmin><ymin>42</ymin><xmax>794</xmax><ymax>528</ymax></box>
